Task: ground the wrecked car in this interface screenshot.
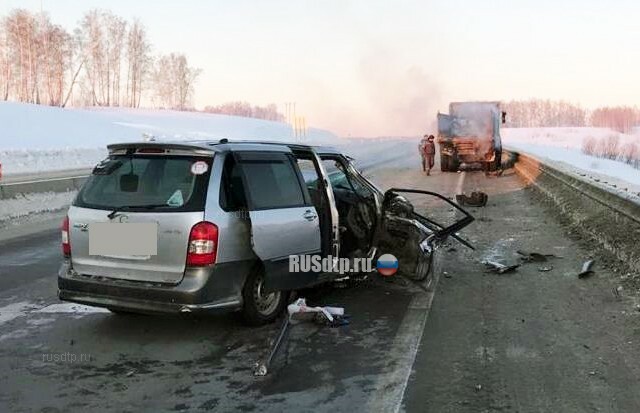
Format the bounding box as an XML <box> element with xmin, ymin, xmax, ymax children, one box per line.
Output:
<box><xmin>58</xmin><ymin>140</ymin><xmax>474</xmax><ymax>324</ymax></box>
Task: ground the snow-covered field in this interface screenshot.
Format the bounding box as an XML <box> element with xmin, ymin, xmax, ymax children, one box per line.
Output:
<box><xmin>503</xmin><ymin>127</ymin><xmax>640</xmax><ymax>194</ymax></box>
<box><xmin>0</xmin><ymin>102</ymin><xmax>339</xmax><ymax>175</ymax></box>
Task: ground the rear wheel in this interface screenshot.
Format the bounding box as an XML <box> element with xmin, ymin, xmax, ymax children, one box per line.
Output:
<box><xmin>241</xmin><ymin>268</ymin><xmax>288</xmax><ymax>326</ymax></box>
<box><xmin>440</xmin><ymin>154</ymin><xmax>450</xmax><ymax>172</ymax></box>
<box><xmin>486</xmin><ymin>152</ymin><xmax>502</xmax><ymax>172</ymax></box>
<box><xmin>450</xmin><ymin>155</ymin><xmax>460</xmax><ymax>172</ymax></box>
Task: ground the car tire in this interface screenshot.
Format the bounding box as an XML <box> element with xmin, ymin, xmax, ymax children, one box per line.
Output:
<box><xmin>241</xmin><ymin>267</ymin><xmax>288</xmax><ymax>326</ymax></box>
<box><xmin>440</xmin><ymin>154</ymin><xmax>449</xmax><ymax>172</ymax></box>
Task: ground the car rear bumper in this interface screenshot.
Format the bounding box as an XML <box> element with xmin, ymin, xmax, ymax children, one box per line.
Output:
<box><xmin>57</xmin><ymin>260</ymin><xmax>253</xmax><ymax>314</ymax></box>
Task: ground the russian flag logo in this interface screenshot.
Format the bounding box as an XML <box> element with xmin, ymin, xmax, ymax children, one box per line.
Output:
<box><xmin>376</xmin><ymin>254</ymin><xmax>398</xmax><ymax>277</ymax></box>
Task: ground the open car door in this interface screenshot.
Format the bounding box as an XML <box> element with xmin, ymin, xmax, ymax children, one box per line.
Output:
<box><xmin>232</xmin><ymin>150</ymin><xmax>324</xmax><ymax>292</ymax></box>
<box><xmin>377</xmin><ymin>188</ymin><xmax>475</xmax><ymax>282</ymax></box>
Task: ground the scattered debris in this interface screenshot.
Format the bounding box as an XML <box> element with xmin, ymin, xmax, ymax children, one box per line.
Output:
<box><xmin>517</xmin><ymin>250</ymin><xmax>561</xmax><ymax>263</ymax></box>
<box><xmin>477</xmin><ymin>217</ymin><xmax>493</xmax><ymax>222</ymax></box>
<box><xmin>538</xmin><ymin>266</ymin><xmax>553</xmax><ymax>272</ymax></box>
<box><xmin>444</xmin><ymin>271</ymin><xmax>452</xmax><ymax>278</ymax></box>
<box><xmin>455</xmin><ymin>191</ymin><xmax>488</xmax><ymax>207</ymax></box>
<box><xmin>583</xmin><ymin>344</ymin><xmax>590</xmax><ymax>350</ymax></box>
<box><xmin>254</xmin><ymin>298</ymin><xmax>347</xmax><ymax>376</ymax></box>
<box><xmin>125</xmin><ymin>370</ymin><xmax>135</xmax><ymax>377</ymax></box>
<box><xmin>589</xmin><ymin>371</ymin><xmax>597</xmax><ymax>376</ymax></box>
<box><xmin>482</xmin><ymin>260</ymin><xmax>520</xmax><ymax>274</ymax></box>
<box><xmin>612</xmin><ymin>286</ymin><xmax>623</xmax><ymax>299</ymax></box>
<box><xmin>254</xmin><ymin>315</ymin><xmax>291</xmax><ymax>377</ymax></box>
<box><xmin>578</xmin><ymin>260</ymin><xmax>595</xmax><ymax>278</ymax></box>
<box><xmin>475</xmin><ymin>384</ymin><xmax>482</xmax><ymax>392</ymax></box>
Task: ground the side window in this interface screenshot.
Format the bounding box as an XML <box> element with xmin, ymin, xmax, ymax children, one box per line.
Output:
<box><xmin>296</xmin><ymin>158</ymin><xmax>320</xmax><ymax>189</ymax></box>
<box><xmin>220</xmin><ymin>155</ymin><xmax>247</xmax><ymax>211</ymax></box>
<box><xmin>321</xmin><ymin>159</ymin><xmax>371</xmax><ymax>197</ymax></box>
<box><xmin>241</xmin><ymin>158</ymin><xmax>307</xmax><ymax>210</ymax></box>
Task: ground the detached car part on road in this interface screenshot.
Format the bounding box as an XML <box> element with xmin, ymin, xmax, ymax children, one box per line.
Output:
<box><xmin>58</xmin><ymin>139</ymin><xmax>474</xmax><ymax>325</ymax></box>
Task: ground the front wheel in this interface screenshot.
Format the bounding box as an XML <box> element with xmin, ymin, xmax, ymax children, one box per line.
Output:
<box><xmin>241</xmin><ymin>268</ymin><xmax>288</xmax><ymax>326</ymax></box>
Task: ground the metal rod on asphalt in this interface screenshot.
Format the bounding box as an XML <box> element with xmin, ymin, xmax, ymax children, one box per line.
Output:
<box><xmin>254</xmin><ymin>314</ymin><xmax>292</xmax><ymax>376</ymax></box>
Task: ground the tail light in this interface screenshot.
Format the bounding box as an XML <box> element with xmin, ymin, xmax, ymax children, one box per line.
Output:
<box><xmin>61</xmin><ymin>216</ymin><xmax>71</xmax><ymax>257</ymax></box>
<box><xmin>186</xmin><ymin>222</ymin><xmax>218</xmax><ymax>266</ymax></box>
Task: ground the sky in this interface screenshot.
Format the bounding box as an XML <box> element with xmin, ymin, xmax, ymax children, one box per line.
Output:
<box><xmin>2</xmin><ymin>0</ymin><xmax>640</xmax><ymax>136</ymax></box>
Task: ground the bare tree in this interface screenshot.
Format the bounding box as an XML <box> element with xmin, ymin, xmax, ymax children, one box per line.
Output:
<box><xmin>125</xmin><ymin>19</ymin><xmax>151</xmax><ymax>108</ymax></box>
<box><xmin>0</xmin><ymin>20</ymin><xmax>10</xmax><ymax>100</ymax></box>
<box><xmin>153</xmin><ymin>53</ymin><xmax>200</xmax><ymax>110</ymax></box>
<box><xmin>502</xmin><ymin>99</ymin><xmax>587</xmax><ymax>128</ymax></box>
<box><xmin>40</xmin><ymin>17</ymin><xmax>73</xmax><ymax>106</ymax></box>
<box><xmin>77</xmin><ymin>9</ymin><xmax>106</xmax><ymax>105</ymax></box>
<box><xmin>105</xmin><ymin>13</ymin><xmax>126</xmax><ymax>106</ymax></box>
<box><xmin>204</xmin><ymin>101</ymin><xmax>285</xmax><ymax>121</ymax></box>
<box><xmin>3</xmin><ymin>9</ymin><xmax>40</xmax><ymax>102</ymax></box>
<box><xmin>0</xmin><ymin>7</ymin><xmax>199</xmax><ymax>109</ymax></box>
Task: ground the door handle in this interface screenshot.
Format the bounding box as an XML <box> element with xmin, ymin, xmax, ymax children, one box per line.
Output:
<box><xmin>303</xmin><ymin>210</ymin><xmax>317</xmax><ymax>221</ymax></box>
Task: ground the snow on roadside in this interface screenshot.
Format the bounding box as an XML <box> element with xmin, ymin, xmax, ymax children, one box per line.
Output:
<box><xmin>503</xmin><ymin>127</ymin><xmax>640</xmax><ymax>196</ymax></box>
<box><xmin>0</xmin><ymin>191</ymin><xmax>76</xmax><ymax>223</ymax></box>
<box><xmin>0</xmin><ymin>148</ymin><xmax>106</xmax><ymax>175</ymax></box>
<box><xmin>0</xmin><ymin>102</ymin><xmax>339</xmax><ymax>175</ymax></box>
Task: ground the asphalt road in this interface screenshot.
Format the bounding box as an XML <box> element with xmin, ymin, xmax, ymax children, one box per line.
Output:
<box><xmin>2</xmin><ymin>151</ymin><xmax>640</xmax><ymax>412</ymax></box>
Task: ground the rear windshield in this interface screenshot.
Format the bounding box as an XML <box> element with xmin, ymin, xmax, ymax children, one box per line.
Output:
<box><xmin>74</xmin><ymin>155</ymin><xmax>213</xmax><ymax>212</ymax></box>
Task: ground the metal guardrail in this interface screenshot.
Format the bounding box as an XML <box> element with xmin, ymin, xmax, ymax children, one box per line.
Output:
<box><xmin>507</xmin><ymin>149</ymin><xmax>640</xmax><ymax>272</ymax></box>
<box><xmin>0</xmin><ymin>173</ymin><xmax>89</xmax><ymax>200</ymax></box>
<box><xmin>0</xmin><ymin>146</ymin><xmax>408</xmax><ymax>201</ymax></box>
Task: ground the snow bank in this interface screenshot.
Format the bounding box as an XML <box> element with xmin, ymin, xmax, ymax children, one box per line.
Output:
<box><xmin>503</xmin><ymin>127</ymin><xmax>639</xmax><ymax>151</ymax></box>
<box><xmin>503</xmin><ymin>127</ymin><xmax>640</xmax><ymax>194</ymax></box>
<box><xmin>0</xmin><ymin>191</ymin><xmax>76</xmax><ymax>222</ymax></box>
<box><xmin>0</xmin><ymin>102</ymin><xmax>339</xmax><ymax>175</ymax></box>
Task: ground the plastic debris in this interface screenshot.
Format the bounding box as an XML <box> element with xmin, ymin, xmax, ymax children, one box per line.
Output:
<box><xmin>538</xmin><ymin>266</ymin><xmax>553</xmax><ymax>272</ymax></box>
<box><xmin>253</xmin><ymin>298</ymin><xmax>347</xmax><ymax>376</ymax></box>
<box><xmin>455</xmin><ymin>191</ymin><xmax>488</xmax><ymax>207</ymax></box>
<box><xmin>517</xmin><ymin>250</ymin><xmax>561</xmax><ymax>263</ymax></box>
<box><xmin>287</xmin><ymin>298</ymin><xmax>344</xmax><ymax>323</ymax></box>
<box><xmin>612</xmin><ymin>286</ymin><xmax>623</xmax><ymax>299</ymax></box>
<box><xmin>482</xmin><ymin>260</ymin><xmax>520</xmax><ymax>274</ymax></box>
<box><xmin>578</xmin><ymin>260</ymin><xmax>595</xmax><ymax>278</ymax></box>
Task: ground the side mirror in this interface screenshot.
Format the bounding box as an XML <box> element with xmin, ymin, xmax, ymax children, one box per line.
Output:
<box><xmin>502</xmin><ymin>111</ymin><xmax>507</xmax><ymax>124</ymax></box>
<box><xmin>120</xmin><ymin>173</ymin><xmax>139</xmax><ymax>192</ymax></box>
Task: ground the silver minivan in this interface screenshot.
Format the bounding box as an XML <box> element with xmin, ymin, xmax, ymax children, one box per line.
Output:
<box><xmin>58</xmin><ymin>139</ymin><xmax>473</xmax><ymax>324</ymax></box>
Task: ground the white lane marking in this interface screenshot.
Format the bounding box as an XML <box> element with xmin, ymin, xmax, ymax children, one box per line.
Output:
<box><xmin>35</xmin><ymin>303</ymin><xmax>109</xmax><ymax>314</ymax></box>
<box><xmin>368</xmin><ymin>170</ymin><xmax>467</xmax><ymax>412</ymax></box>
<box><xmin>0</xmin><ymin>301</ymin><xmax>39</xmax><ymax>326</ymax></box>
<box><xmin>455</xmin><ymin>171</ymin><xmax>467</xmax><ymax>195</ymax></box>
<box><xmin>365</xmin><ymin>274</ymin><xmax>440</xmax><ymax>413</ymax></box>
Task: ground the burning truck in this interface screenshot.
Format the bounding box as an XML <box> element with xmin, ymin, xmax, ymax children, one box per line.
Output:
<box><xmin>437</xmin><ymin>101</ymin><xmax>505</xmax><ymax>172</ymax></box>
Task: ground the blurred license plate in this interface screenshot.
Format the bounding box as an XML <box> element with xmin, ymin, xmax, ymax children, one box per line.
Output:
<box><xmin>89</xmin><ymin>223</ymin><xmax>158</xmax><ymax>256</ymax></box>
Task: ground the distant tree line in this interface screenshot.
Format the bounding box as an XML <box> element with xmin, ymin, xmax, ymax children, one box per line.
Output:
<box><xmin>589</xmin><ymin>106</ymin><xmax>640</xmax><ymax>134</ymax></box>
<box><xmin>203</xmin><ymin>101</ymin><xmax>285</xmax><ymax>121</ymax></box>
<box><xmin>503</xmin><ymin>99</ymin><xmax>640</xmax><ymax>133</ymax></box>
<box><xmin>0</xmin><ymin>8</ymin><xmax>200</xmax><ymax>109</ymax></box>
<box><xmin>502</xmin><ymin>99</ymin><xmax>587</xmax><ymax>128</ymax></box>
